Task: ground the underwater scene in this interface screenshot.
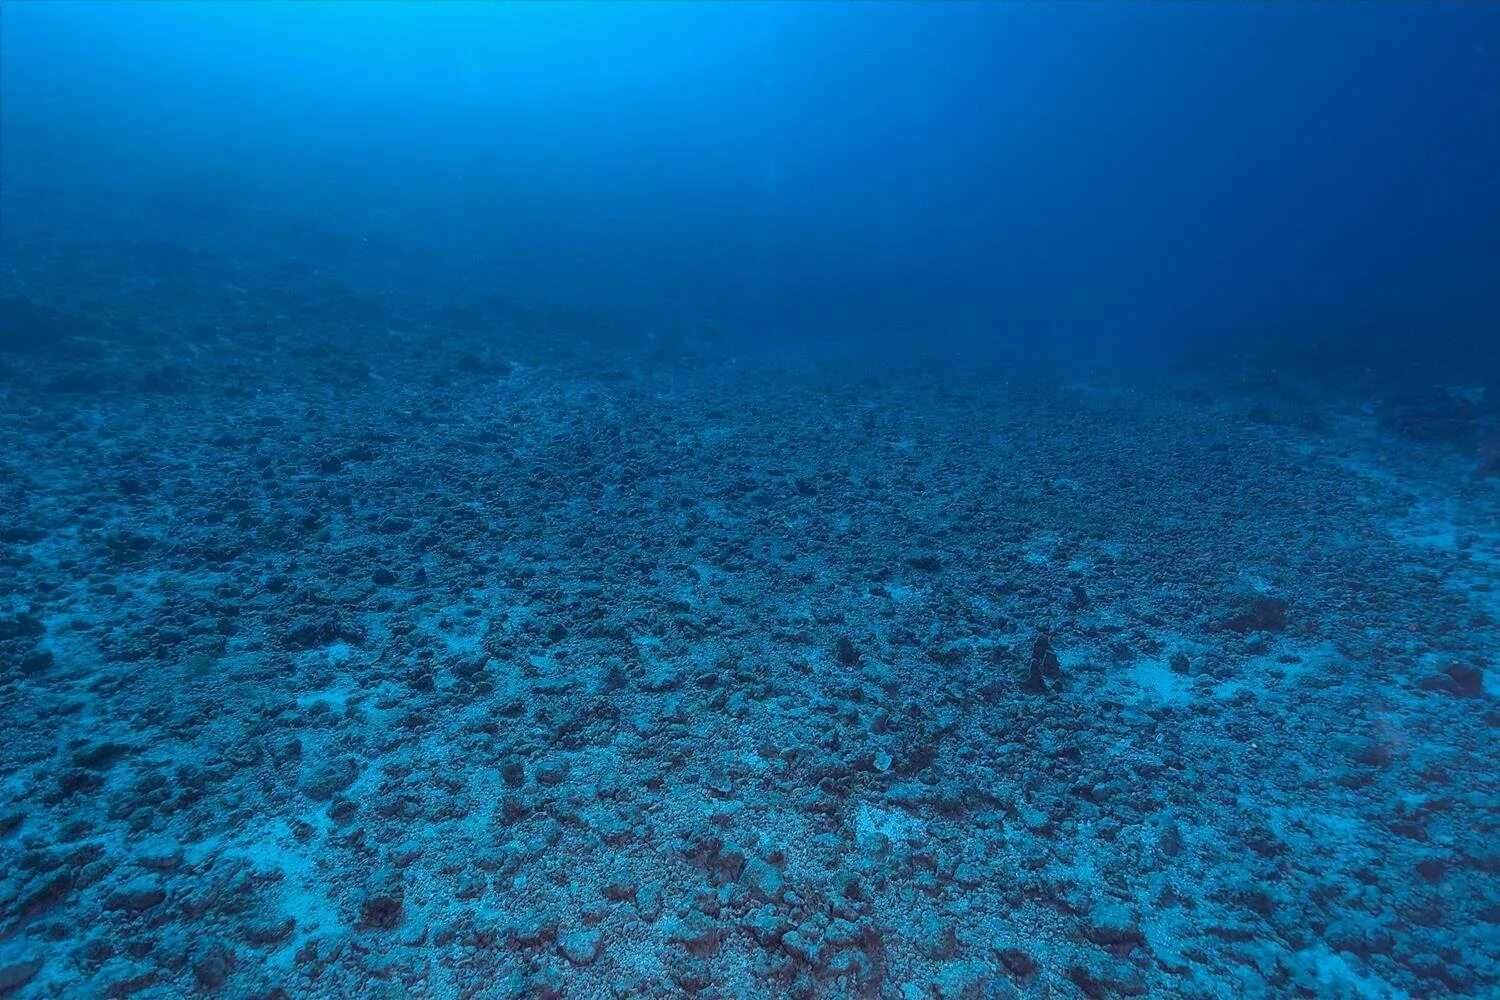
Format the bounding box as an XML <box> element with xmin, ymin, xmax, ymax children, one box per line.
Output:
<box><xmin>1</xmin><ymin>2</ymin><xmax>1498</xmax><ymax>998</ymax></box>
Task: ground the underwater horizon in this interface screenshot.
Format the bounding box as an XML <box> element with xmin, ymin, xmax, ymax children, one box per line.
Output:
<box><xmin>1</xmin><ymin>2</ymin><xmax>1497</xmax><ymax>997</ymax></box>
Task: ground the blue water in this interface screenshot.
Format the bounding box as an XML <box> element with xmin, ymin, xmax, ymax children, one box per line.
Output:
<box><xmin>1</xmin><ymin>3</ymin><xmax>1497</xmax><ymax>997</ymax></box>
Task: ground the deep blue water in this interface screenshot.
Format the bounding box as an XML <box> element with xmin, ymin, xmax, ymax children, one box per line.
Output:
<box><xmin>1</xmin><ymin>3</ymin><xmax>1497</xmax><ymax>998</ymax></box>
<box><xmin>7</xmin><ymin>1</ymin><xmax>1500</xmax><ymax>366</ymax></box>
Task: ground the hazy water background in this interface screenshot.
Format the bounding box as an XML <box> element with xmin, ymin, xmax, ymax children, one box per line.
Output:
<box><xmin>4</xmin><ymin>1</ymin><xmax>1497</xmax><ymax>373</ymax></box>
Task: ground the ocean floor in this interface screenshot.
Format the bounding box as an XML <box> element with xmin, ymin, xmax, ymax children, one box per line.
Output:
<box><xmin>1</xmin><ymin>288</ymin><xmax>1497</xmax><ymax>997</ymax></box>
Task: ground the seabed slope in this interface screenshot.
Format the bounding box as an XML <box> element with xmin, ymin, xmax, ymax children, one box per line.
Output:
<box><xmin>0</xmin><ymin>292</ymin><xmax>1497</xmax><ymax>998</ymax></box>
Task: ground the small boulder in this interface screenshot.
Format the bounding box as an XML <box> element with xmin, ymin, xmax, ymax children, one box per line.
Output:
<box><xmin>0</xmin><ymin>955</ymin><xmax>43</xmax><ymax>994</ymax></box>
<box><xmin>105</xmin><ymin>876</ymin><xmax>166</xmax><ymax>912</ymax></box>
<box><xmin>192</xmin><ymin>942</ymin><xmax>235</xmax><ymax>990</ymax></box>
<box><xmin>834</xmin><ymin>637</ymin><xmax>862</xmax><ymax>668</ymax></box>
<box><xmin>300</xmin><ymin>757</ymin><xmax>359</xmax><ymax>801</ymax></box>
<box><xmin>559</xmin><ymin>928</ymin><xmax>603</xmax><ymax>966</ymax></box>
<box><xmin>0</xmin><ymin>614</ymin><xmax>43</xmax><ymax>641</ymax></box>
<box><xmin>1223</xmin><ymin>597</ymin><xmax>1288</xmax><ymax>634</ymax></box>
<box><xmin>358</xmin><ymin>894</ymin><xmax>403</xmax><ymax>931</ymax></box>
<box><xmin>1084</xmin><ymin>901</ymin><xmax>1144</xmax><ymax>948</ymax></box>
<box><xmin>1023</xmin><ymin>634</ymin><xmax>1060</xmax><ymax>694</ymax></box>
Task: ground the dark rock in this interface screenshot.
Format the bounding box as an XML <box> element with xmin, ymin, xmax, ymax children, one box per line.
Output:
<box><xmin>996</xmin><ymin>946</ymin><xmax>1039</xmax><ymax>979</ymax></box>
<box><xmin>834</xmin><ymin>636</ymin><xmax>862</xmax><ymax>667</ymax></box>
<box><xmin>535</xmin><ymin>759</ymin><xmax>570</xmax><ymax>786</ymax></box>
<box><xmin>1084</xmin><ymin>901</ymin><xmax>1145</xmax><ymax>948</ymax></box>
<box><xmin>1024</xmin><ymin>634</ymin><xmax>1059</xmax><ymax>694</ymax></box>
<box><xmin>242</xmin><ymin>917</ymin><xmax>297</xmax><ymax>945</ymax></box>
<box><xmin>1223</xmin><ymin>596</ymin><xmax>1288</xmax><ymax>634</ymax></box>
<box><xmin>279</xmin><ymin>618</ymin><xmax>365</xmax><ymax>651</ymax></box>
<box><xmin>300</xmin><ymin>757</ymin><xmax>359</xmax><ymax>801</ymax></box>
<box><xmin>0</xmin><ymin>614</ymin><xmax>43</xmax><ymax>641</ymax></box>
<box><xmin>51</xmin><ymin>769</ymin><xmax>103</xmax><ymax>801</ymax></box>
<box><xmin>1445</xmin><ymin>662</ymin><xmax>1484</xmax><ymax>697</ymax></box>
<box><xmin>359</xmin><ymin>894</ymin><xmax>403</xmax><ymax>931</ymax></box>
<box><xmin>105</xmin><ymin>878</ymin><xmax>166</xmax><ymax>912</ymax></box>
<box><xmin>192</xmin><ymin>943</ymin><xmax>235</xmax><ymax>990</ymax></box>
<box><xmin>1477</xmin><ymin>438</ymin><xmax>1500</xmax><ymax>478</ymax></box>
<box><xmin>601</xmin><ymin>879</ymin><xmax>638</xmax><ymax>903</ymax></box>
<box><xmin>0</xmin><ymin>955</ymin><xmax>43</xmax><ymax>994</ymax></box>
<box><xmin>73</xmin><ymin>741</ymin><xmax>132</xmax><ymax>770</ymax></box>
<box><xmin>501</xmin><ymin>760</ymin><xmax>525</xmax><ymax>788</ymax></box>
<box><xmin>1380</xmin><ymin>387</ymin><xmax>1479</xmax><ymax>443</ymax></box>
<box><xmin>19</xmin><ymin>650</ymin><xmax>54</xmax><ymax>675</ymax></box>
<box><xmin>558</xmin><ymin>928</ymin><xmax>604</xmax><ymax>966</ymax></box>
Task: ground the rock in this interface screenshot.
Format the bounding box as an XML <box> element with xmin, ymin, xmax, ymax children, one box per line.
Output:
<box><xmin>279</xmin><ymin>618</ymin><xmax>365</xmax><ymax>651</ymax></box>
<box><xmin>509</xmin><ymin>912</ymin><xmax>557</xmax><ymax>947</ymax></box>
<box><xmin>780</xmin><ymin>927</ymin><xmax>819</xmax><ymax>964</ymax></box>
<box><xmin>191</xmin><ymin>942</ymin><xmax>235</xmax><ymax>990</ymax></box>
<box><xmin>741</xmin><ymin>857</ymin><xmax>783</xmax><ymax>902</ymax></box>
<box><xmin>18</xmin><ymin>650</ymin><xmax>53</xmax><ymax>675</ymax></box>
<box><xmin>1070</xmin><ymin>958</ymin><xmax>1148</xmax><ymax>997</ymax></box>
<box><xmin>601</xmin><ymin>878</ymin><xmax>638</xmax><ymax>903</ymax></box>
<box><xmin>136</xmin><ymin>836</ymin><xmax>184</xmax><ymax>872</ymax></box>
<box><xmin>1223</xmin><ymin>597</ymin><xmax>1288</xmax><ymax>634</ymax></box>
<box><xmin>501</xmin><ymin>760</ymin><xmax>525</xmax><ymax>788</ymax></box>
<box><xmin>741</xmin><ymin>905</ymin><xmax>790</xmax><ymax>947</ymax></box>
<box><xmin>664</xmin><ymin>911</ymin><xmax>721</xmax><ymax>956</ymax></box>
<box><xmin>953</xmin><ymin>862</ymin><xmax>985</xmax><ymax>888</ymax></box>
<box><xmin>1157</xmin><ymin>819</ymin><xmax>1185</xmax><ymax>857</ymax></box>
<box><xmin>359</xmin><ymin>894</ymin><xmax>404</xmax><ymax>930</ymax></box>
<box><xmin>559</xmin><ymin>928</ymin><xmax>603</xmax><ymax>966</ymax></box>
<box><xmin>1085</xmin><ymin>901</ymin><xmax>1145</xmax><ymax>948</ymax></box>
<box><xmin>996</xmin><ymin>945</ymin><xmax>1040</xmax><ymax>979</ymax></box>
<box><xmin>635</xmin><ymin>882</ymin><xmax>664</xmax><ymax>922</ymax></box>
<box><xmin>1024</xmin><ymin>634</ymin><xmax>1059</xmax><ymax>694</ymax></box>
<box><xmin>105</xmin><ymin>877</ymin><xmax>166</xmax><ymax>912</ymax></box>
<box><xmin>935</xmin><ymin>959</ymin><xmax>1004</xmax><ymax>998</ymax></box>
<box><xmin>13</xmin><ymin>870</ymin><xmax>73</xmax><ymax>925</ymax></box>
<box><xmin>1380</xmin><ymin>387</ymin><xmax>1479</xmax><ymax>443</ymax></box>
<box><xmin>1018</xmin><ymin>804</ymin><xmax>1051</xmax><ymax>833</ymax></box>
<box><xmin>0</xmin><ymin>614</ymin><xmax>43</xmax><ymax>640</ymax></box>
<box><xmin>72</xmin><ymin>741</ymin><xmax>132</xmax><ymax>770</ymax></box>
<box><xmin>913</xmin><ymin>910</ymin><xmax>956</xmax><ymax>959</ymax></box>
<box><xmin>0</xmin><ymin>955</ymin><xmax>43</xmax><ymax>994</ymax></box>
<box><xmin>94</xmin><ymin>960</ymin><xmax>158</xmax><ymax>998</ymax></box>
<box><xmin>1443</xmin><ymin>662</ymin><xmax>1483</xmax><ymax>697</ymax></box>
<box><xmin>1246</xmin><ymin>403</ymin><xmax>1275</xmax><ymax>425</ymax></box>
<box><xmin>1022</xmin><ymin>657</ymin><xmax>1047</xmax><ymax>694</ymax></box>
<box><xmin>300</xmin><ymin>757</ymin><xmax>359</xmax><ymax>800</ymax></box>
<box><xmin>535</xmin><ymin>758</ymin><xmax>570</xmax><ymax>786</ymax></box>
<box><xmin>242</xmin><ymin>916</ymin><xmax>297</xmax><ymax>945</ymax></box>
<box><xmin>834</xmin><ymin>637</ymin><xmax>862</xmax><ymax>667</ymax></box>
<box><xmin>1334</xmin><ymin>734</ymin><xmax>1393</xmax><ymax>768</ymax></box>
